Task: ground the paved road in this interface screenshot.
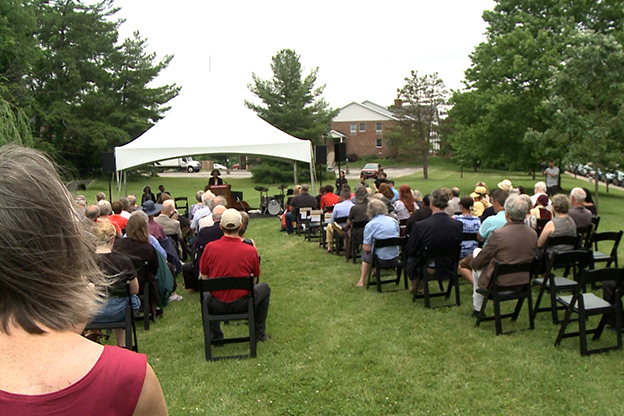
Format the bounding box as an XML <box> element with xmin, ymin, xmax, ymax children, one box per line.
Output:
<box><xmin>159</xmin><ymin>166</ymin><xmax>421</xmax><ymax>180</ymax></box>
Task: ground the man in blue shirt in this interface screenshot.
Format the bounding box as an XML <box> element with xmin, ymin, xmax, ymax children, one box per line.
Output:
<box><xmin>326</xmin><ymin>188</ymin><xmax>354</xmax><ymax>253</ymax></box>
<box><xmin>356</xmin><ymin>199</ymin><xmax>400</xmax><ymax>287</ymax></box>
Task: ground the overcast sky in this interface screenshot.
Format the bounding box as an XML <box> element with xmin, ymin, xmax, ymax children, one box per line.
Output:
<box><xmin>108</xmin><ymin>0</ymin><xmax>496</xmax><ymax>111</ymax></box>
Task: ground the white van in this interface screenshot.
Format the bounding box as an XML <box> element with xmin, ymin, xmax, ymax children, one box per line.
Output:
<box><xmin>154</xmin><ymin>156</ymin><xmax>201</xmax><ymax>173</ymax></box>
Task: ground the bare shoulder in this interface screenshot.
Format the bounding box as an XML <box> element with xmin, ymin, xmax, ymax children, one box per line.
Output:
<box><xmin>133</xmin><ymin>363</ymin><xmax>168</xmax><ymax>416</ymax></box>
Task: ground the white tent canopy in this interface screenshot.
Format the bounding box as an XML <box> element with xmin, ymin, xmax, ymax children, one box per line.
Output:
<box><xmin>114</xmin><ymin>99</ymin><xmax>313</xmax><ymax>170</ymax></box>
<box><xmin>113</xmin><ymin>91</ymin><xmax>315</xmax><ymax>196</ymax></box>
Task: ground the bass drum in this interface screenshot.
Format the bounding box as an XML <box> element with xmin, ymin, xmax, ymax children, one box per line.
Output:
<box><xmin>267</xmin><ymin>199</ymin><xmax>281</xmax><ymax>216</ymax></box>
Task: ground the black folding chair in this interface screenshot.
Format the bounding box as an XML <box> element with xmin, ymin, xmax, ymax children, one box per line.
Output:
<box><xmin>175</xmin><ymin>196</ymin><xmax>189</xmax><ymax>217</ymax></box>
<box><xmin>589</xmin><ymin>230</ymin><xmax>623</xmax><ymax>269</ymax></box>
<box><xmin>199</xmin><ymin>275</ymin><xmax>257</xmax><ymax>361</ymax></box>
<box><xmin>475</xmin><ymin>260</ymin><xmax>536</xmax><ymax>335</ymax></box>
<box><xmin>329</xmin><ymin>216</ymin><xmax>349</xmax><ymax>255</ymax></box>
<box><xmin>133</xmin><ymin>261</ymin><xmax>153</xmax><ymax>331</ymax></box>
<box><xmin>348</xmin><ymin>220</ymin><xmax>368</xmax><ymax>264</ymax></box>
<box><xmin>555</xmin><ymin>267</ymin><xmax>624</xmax><ymax>356</ymax></box>
<box><xmin>366</xmin><ymin>237</ymin><xmax>407</xmax><ymax>293</ymax></box>
<box><xmin>85</xmin><ymin>279</ymin><xmax>138</xmax><ymax>352</ymax></box>
<box><xmin>532</xmin><ymin>249</ymin><xmax>591</xmax><ymax>324</ymax></box>
<box><xmin>413</xmin><ymin>244</ymin><xmax>461</xmax><ymax>308</ymax></box>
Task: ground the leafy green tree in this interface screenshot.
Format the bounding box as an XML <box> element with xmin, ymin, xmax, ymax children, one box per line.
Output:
<box><xmin>448</xmin><ymin>1</ymin><xmax>624</xmax><ymax>172</ymax></box>
<box><xmin>0</xmin><ymin>0</ymin><xmax>37</xmax><ymax>146</ymax></box>
<box><xmin>245</xmin><ymin>49</ymin><xmax>337</xmax><ymax>144</ymax></box>
<box><xmin>388</xmin><ymin>71</ymin><xmax>448</xmax><ymax>180</ymax></box>
<box><xmin>24</xmin><ymin>0</ymin><xmax>178</xmax><ymax>173</ymax></box>
<box><xmin>532</xmin><ymin>31</ymin><xmax>624</xmax><ymax>210</ymax></box>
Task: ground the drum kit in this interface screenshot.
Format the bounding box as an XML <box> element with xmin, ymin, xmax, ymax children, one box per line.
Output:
<box><xmin>255</xmin><ymin>184</ymin><xmax>288</xmax><ymax>216</ymax></box>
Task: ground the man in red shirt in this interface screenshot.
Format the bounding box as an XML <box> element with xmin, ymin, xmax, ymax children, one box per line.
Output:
<box><xmin>199</xmin><ymin>209</ymin><xmax>271</xmax><ymax>341</ymax></box>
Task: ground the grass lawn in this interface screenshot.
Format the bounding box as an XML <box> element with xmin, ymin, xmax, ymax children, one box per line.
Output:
<box><xmin>83</xmin><ymin>161</ymin><xmax>624</xmax><ymax>415</ymax></box>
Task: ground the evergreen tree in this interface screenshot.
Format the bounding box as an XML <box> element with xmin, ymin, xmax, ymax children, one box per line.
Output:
<box><xmin>245</xmin><ymin>49</ymin><xmax>337</xmax><ymax>144</ymax></box>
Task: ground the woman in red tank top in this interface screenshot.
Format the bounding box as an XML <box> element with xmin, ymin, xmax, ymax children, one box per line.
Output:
<box><xmin>0</xmin><ymin>146</ymin><xmax>167</xmax><ymax>415</ymax></box>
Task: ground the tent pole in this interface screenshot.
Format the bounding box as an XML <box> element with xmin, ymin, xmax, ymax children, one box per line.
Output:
<box><xmin>293</xmin><ymin>162</ymin><xmax>298</xmax><ymax>185</ymax></box>
<box><xmin>124</xmin><ymin>171</ymin><xmax>127</xmax><ymax>197</ymax></box>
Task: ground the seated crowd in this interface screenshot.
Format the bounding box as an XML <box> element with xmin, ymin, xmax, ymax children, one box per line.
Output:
<box><xmin>284</xmin><ymin>171</ymin><xmax>620</xmax><ymax>324</ymax></box>
<box><xmin>76</xmin><ymin>180</ymin><xmax>270</xmax><ymax>348</ymax></box>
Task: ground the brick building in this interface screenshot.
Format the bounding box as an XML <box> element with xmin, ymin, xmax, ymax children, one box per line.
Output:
<box><xmin>330</xmin><ymin>100</ymin><xmax>398</xmax><ymax>160</ymax></box>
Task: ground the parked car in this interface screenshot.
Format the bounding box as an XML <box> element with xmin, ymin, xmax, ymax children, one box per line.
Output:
<box><xmin>213</xmin><ymin>163</ymin><xmax>228</xmax><ymax>171</ymax></box>
<box><xmin>361</xmin><ymin>163</ymin><xmax>381</xmax><ymax>179</ymax></box>
<box><xmin>614</xmin><ymin>170</ymin><xmax>624</xmax><ymax>186</ymax></box>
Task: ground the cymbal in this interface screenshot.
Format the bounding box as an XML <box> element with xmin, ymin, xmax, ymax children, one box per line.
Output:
<box><xmin>278</xmin><ymin>184</ymin><xmax>289</xmax><ymax>190</ymax></box>
<box><xmin>254</xmin><ymin>186</ymin><xmax>269</xmax><ymax>192</ymax></box>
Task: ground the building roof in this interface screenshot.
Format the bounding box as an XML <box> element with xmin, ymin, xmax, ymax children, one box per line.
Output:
<box><xmin>332</xmin><ymin>101</ymin><xmax>398</xmax><ymax>123</ymax></box>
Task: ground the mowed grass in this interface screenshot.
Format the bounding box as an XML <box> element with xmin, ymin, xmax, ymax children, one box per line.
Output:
<box><xmin>80</xmin><ymin>161</ymin><xmax>624</xmax><ymax>415</ymax></box>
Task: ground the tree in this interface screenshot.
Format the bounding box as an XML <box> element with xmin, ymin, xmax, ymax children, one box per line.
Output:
<box><xmin>245</xmin><ymin>49</ymin><xmax>337</xmax><ymax>144</ymax></box>
<box><xmin>23</xmin><ymin>0</ymin><xmax>179</xmax><ymax>173</ymax></box>
<box><xmin>0</xmin><ymin>0</ymin><xmax>37</xmax><ymax>146</ymax></box>
<box><xmin>388</xmin><ymin>71</ymin><xmax>448</xmax><ymax>180</ymax></box>
<box><xmin>448</xmin><ymin>1</ymin><xmax>624</xmax><ymax>172</ymax></box>
<box><xmin>532</xmin><ymin>31</ymin><xmax>624</xmax><ymax>211</ymax></box>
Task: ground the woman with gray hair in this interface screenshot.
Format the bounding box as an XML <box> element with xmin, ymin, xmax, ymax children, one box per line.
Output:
<box><xmin>0</xmin><ymin>146</ymin><xmax>167</xmax><ymax>414</ymax></box>
<box><xmin>537</xmin><ymin>194</ymin><xmax>577</xmax><ymax>251</ymax></box>
<box><xmin>356</xmin><ymin>199</ymin><xmax>400</xmax><ymax>287</ymax></box>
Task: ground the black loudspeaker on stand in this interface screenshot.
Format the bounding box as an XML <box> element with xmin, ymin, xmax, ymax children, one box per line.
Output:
<box><xmin>335</xmin><ymin>142</ymin><xmax>346</xmax><ymax>163</ymax></box>
<box><xmin>315</xmin><ymin>145</ymin><xmax>326</xmax><ymax>186</ymax></box>
<box><xmin>315</xmin><ymin>145</ymin><xmax>327</xmax><ymax>165</ymax></box>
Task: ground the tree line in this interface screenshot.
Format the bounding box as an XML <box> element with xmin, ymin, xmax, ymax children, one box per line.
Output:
<box><xmin>0</xmin><ymin>0</ymin><xmax>179</xmax><ymax>174</ymax></box>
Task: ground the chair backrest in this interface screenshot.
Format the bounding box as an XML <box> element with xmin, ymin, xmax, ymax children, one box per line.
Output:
<box><xmin>578</xmin><ymin>267</ymin><xmax>624</xmax><ymax>289</ymax></box>
<box><xmin>545</xmin><ymin>234</ymin><xmax>581</xmax><ymax>251</ymax></box>
<box><xmin>199</xmin><ymin>275</ymin><xmax>255</xmax><ymax>295</ymax></box>
<box><xmin>546</xmin><ymin>249</ymin><xmax>592</xmax><ymax>279</ymax></box>
<box><xmin>462</xmin><ymin>232</ymin><xmax>479</xmax><ymax>242</ymax></box>
<box><xmin>423</xmin><ymin>244</ymin><xmax>461</xmax><ymax>262</ymax></box>
<box><xmin>332</xmin><ymin>216</ymin><xmax>348</xmax><ymax>226</ymax></box>
<box><xmin>577</xmin><ymin>223</ymin><xmax>594</xmax><ymax>249</ymax></box>
<box><xmin>351</xmin><ymin>220</ymin><xmax>368</xmax><ymax>229</ymax></box>
<box><xmin>591</xmin><ymin>216</ymin><xmax>600</xmax><ymax>233</ymax></box>
<box><xmin>592</xmin><ymin>230</ymin><xmax>623</xmax><ymax>254</ymax></box>
<box><xmin>323</xmin><ymin>212</ymin><xmax>332</xmax><ymax>224</ymax></box>
<box><xmin>490</xmin><ymin>260</ymin><xmax>536</xmax><ymax>286</ymax></box>
<box><xmin>299</xmin><ymin>207</ymin><xmax>312</xmax><ymax>220</ymax></box>
<box><xmin>374</xmin><ymin>237</ymin><xmax>404</xmax><ymax>250</ymax></box>
<box><xmin>536</xmin><ymin>218</ymin><xmax>551</xmax><ymax>235</ymax></box>
<box><xmin>309</xmin><ymin>210</ymin><xmax>323</xmax><ymax>223</ymax></box>
<box><xmin>174</xmin><ymin>197</ymin><xmax>189</xmax><ymax>216</ymax></box>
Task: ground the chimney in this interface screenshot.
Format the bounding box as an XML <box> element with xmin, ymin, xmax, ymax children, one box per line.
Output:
<box><xmin>394</xmin><ymin>98</ymin><xmax>402</xmax><ymax>108</ymax></box>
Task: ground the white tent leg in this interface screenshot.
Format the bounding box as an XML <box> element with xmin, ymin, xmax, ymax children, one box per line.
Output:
<box><xmin>293</xmin><ymin>162</ymin><xmax>297</xmax><ymax>185</ymax></box>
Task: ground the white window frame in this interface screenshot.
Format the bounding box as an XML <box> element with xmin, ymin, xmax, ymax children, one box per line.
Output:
<box><xmin>375</xmin><ymin>122</ymin><xmax>382</xmax><ymax>135</ymax></box>
<box><xmin>359</xmin><ymin>122</ymin><xmax>366</xmax><ymax>132</ymax></box>
<box><xmin>350</xmin><ymin>123</ymin><xmax>357</xmax><ymax>135</ymax></box>
<box><xmin>376</xmin><ymin>138</ymin><xmax>383</xmax><ymax>148</ymax></box>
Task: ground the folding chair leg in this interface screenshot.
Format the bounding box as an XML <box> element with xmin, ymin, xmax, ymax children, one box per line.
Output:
<box><xmin>578</xmin><ymin>308</ymin><xmax>588</xmax><ymax>356</ymax></box>
<box><xmin>511</xmin><ymin>298</ymin><xmax>524</xmax><ymax>322</ymax></box>
<box><xmin>494</xmin><ymin>298</ymin><xmax>503</xmax><ymax>335</ymax></box>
